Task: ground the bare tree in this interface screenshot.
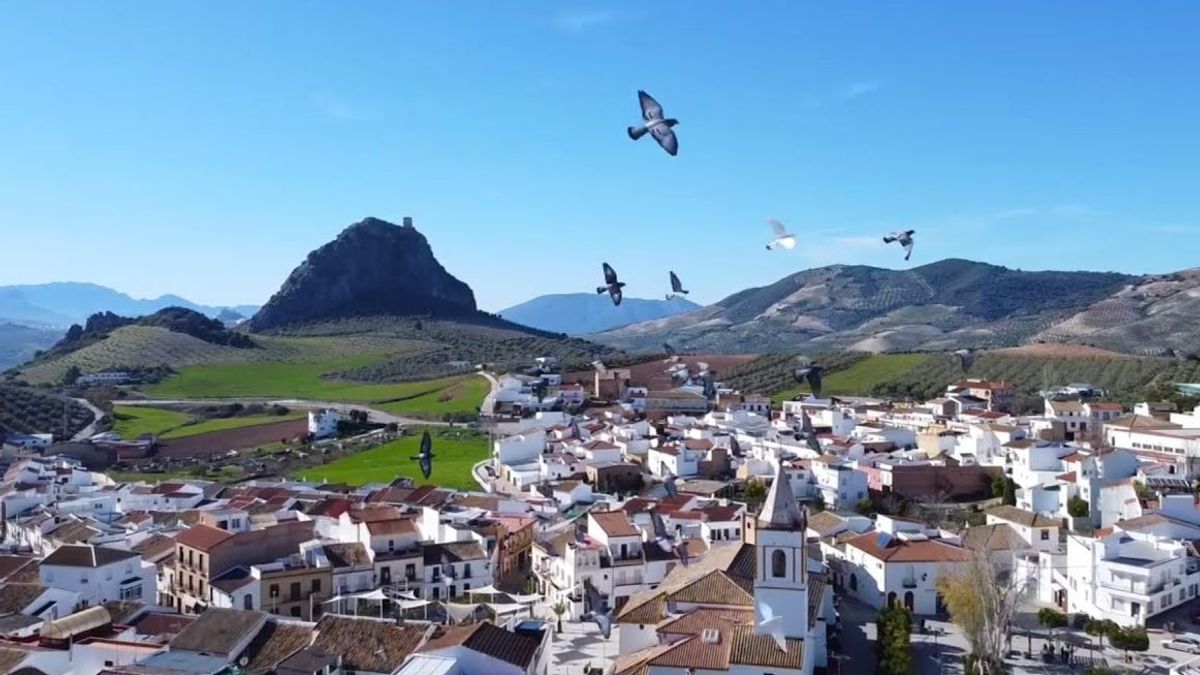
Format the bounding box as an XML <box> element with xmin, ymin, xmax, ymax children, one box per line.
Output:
<box><xmin>937</xmin><ymin>550</ymin><xmax>1031</xmax><ymax>674</ymax></box>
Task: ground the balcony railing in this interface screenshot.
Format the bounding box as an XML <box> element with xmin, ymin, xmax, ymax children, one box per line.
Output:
<box><xmin>902</xmin><ymin>579</ymin><xmax>918</xmax><ymax>589</ymax></box>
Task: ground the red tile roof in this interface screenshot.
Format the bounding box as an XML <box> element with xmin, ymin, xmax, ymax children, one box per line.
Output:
<box><xmin>175</xmin><ymin>524</ymin><xmax>234</xmax><ymax>551</ymax></box>
<box><xmin>845</xmin><ymin>532</ymin><xmax>972</xmax><ymax>563</ymax></box>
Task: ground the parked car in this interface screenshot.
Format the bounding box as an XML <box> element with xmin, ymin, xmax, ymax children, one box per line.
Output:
<box><xmin>1162</xmin><ymin>635</ymin><xmax>1200</xmax><ymax>654</ymax></box>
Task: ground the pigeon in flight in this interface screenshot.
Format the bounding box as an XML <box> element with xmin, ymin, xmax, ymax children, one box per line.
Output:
<box><xmin>766</xmin><ymin>219</ymin><xmax>796</xmax><ymax>251</ymax></box>
<box><xmin>953</xmin><ymin>348</ymin><xmax>975</xmax><ymax>373</ymax></box>
<box><xmin>663</xmin><ymin>342</ymin><xmax>678</xmax><ymax>360</ymax></box>
<box><xmin>410</xmin><ymin>430</ymin><xmax>435</xmax><ymax>480</ymax></box>
<box><xmin>591</xmin><ymin>360</ymin><xmax>608</xmax><ymax>375</ymax></box>
<box><xmin>665</xmin><ymin>271</ymin><xmax>689</xmax><ymax>300</ymax></box>
<box><xmin>581</xmin><ymin>579</ymin><xmax>613</xmax><ymax>639</ymax></box>
<box><xmin>663</xmin><ymin>469</ymin><xmax>678</xmax><ymax>498</ymax></box>
<box><xmin>794</xmin><ymin>358</ymin><xmax>824</xmax><ymax>399</ymax></box>
<box><xmin>759</xmin><ymin>601</ymin><xmax>788</xmax><ymax>652</ymax></box>
<box><xmin>883</xmin><ymin>229</ymin><xmax>916</xmax><ymax>260</ymax></box>
<box><xmin>627</xmin><ymin>90</ymin><xmax>679</xmax><ymax>156</ymax></box>
<box><xmin>648</xmin><ymin>505</ymin><xmax>675</xmax><ymax>553</ymax></box>
<box><xmin>596</xmin><ymin>262</ymin><xmax>625</xmax><ymax>306</ymax></box>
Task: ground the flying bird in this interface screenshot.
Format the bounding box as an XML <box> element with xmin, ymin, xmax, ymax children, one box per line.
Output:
<box><xmin>592</xmin><ymin>360</ymin><xmax>608</xmax><ymax>375</ymax></box>
<box><xmin>665</xmin><ymin>271</ymin><xmax>689</xmax><ymax>300</ymax></box>
<box><xmin>953</xmin><ymin>348</ymin><xmax>975</xmax><ymax>373</ymax></box>
<box><xmin>794</xmin><ymin>358</ymin><xmax>824</xmax><ymax>399</ymax></box>
<box><xmin>674</xmin><ymin>538</ymin><xmax>691</xmax><ymax>567</ymax></box>
<box><xmin>759</xmin><ymin>601</ymin><xmax>788</xmax><ymax>652</ymax></box>
<box><xmin>663</xmin><ymin>469</ymin><xmax>678</xmax><ymax>498</ymax></box>
<box><xmin>663</xmin><ymin>342</ymin><xmax>678</xmax><ymax>360</ymax></box>
<box><xmin>766</xmin><ymin>219</ymin><xmax>796</xmax><ymax>251</ymax></box>
<box><xmin>410</xmin><ymin>431</ymin><xmax>435</xmax><ymax>480</ymax></box>
<box><xmin>596</xmin><ymin>262</ymin><xmax>625</xmax><ymax>306</ymax></box>
<box><xmin>627</xmin><ymin>90</ymin><xmax>679</xmax><ymax>156</ymax></box>
<box><xmin>883</xmin><ymin>229</ymin><xmax>916</xmax><ymax>260</ymax></box>
<box><xmin>648</xmin><ymin>505</ymin><xmax>675</xmax><ymax>553</ymax></box>
<box><xmin>581</xmin><ymin>579</ymin><xmax>613</xmax><ymax>639</ymax></box>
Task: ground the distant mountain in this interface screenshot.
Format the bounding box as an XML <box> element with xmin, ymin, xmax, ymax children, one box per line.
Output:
<box><xmin>593</xmin><ymin>259</ymin><xmax>1143</xmax><ymax>353</ymax></box>
<box><xmin>499</xmin><ymin>293</ymin><xmax>700</xmax><ymax>335</ymax></box>
<box><xmin>248</xmin><ymin>217</ymin><xmax>478</xmax><ymax>332</ymax></box>
<box><xmin>0</xmin><ymin>323</ymin><xmax>59</xmax><ymax>371</ymax></box>
<box><xmin>0</xmin><ymin>282</ymin><xmax>257</xmax><ymax>328</ymax></box>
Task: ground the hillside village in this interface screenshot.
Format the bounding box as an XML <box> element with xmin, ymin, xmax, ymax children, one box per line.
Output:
<box><xmin>1</xmin><ymin>353</ymin><xmax>1200</xmax><ymax>675</ymax></box>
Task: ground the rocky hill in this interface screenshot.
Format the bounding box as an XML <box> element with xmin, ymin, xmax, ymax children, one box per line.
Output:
<box><xmin>499</xmin><ymin>293</ymin><xmax>699</xmax><ymax>335</ymax></box>
<box><xmin>248</xmin><ymin>217</ymin><xmax>477</xmax><ymax>332</ymax></box>
<box><xmin>593</xmin><ymin>259</ymin><xmax>1142</xmax><ymax>353</ymax></box>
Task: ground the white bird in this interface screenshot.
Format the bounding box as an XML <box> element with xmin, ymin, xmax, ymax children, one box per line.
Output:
<box><xmin>883</xmin><ymin>229</ymin><xmax>916</xmax><ymax>260</ymax></box>
<box><xmin>766</xmin><ymin>219</ymin><xmax>796</xmax><ymax>251</ymax></box>
<box><xmin>953</xmin><ymin>348</ymin><xmax>975</xmax><ymax>373</ymax></box>
<box><xmin>627</xmin><ymin>90</ymin><xmax>679</xmax><ymax>156</ymax></box>
<box><xmin>663</xmin><ymin>470</ymin><xmax>678</xmax><ymax>498</ymax></box>
<box><xmin>648</xmin><ymin>505</ymin><xmax>674</xmax><ymax>553</ymax></box>
<box><xmin>591</xmin><ymin>360</ymin><xmax>608</xmax><ymax>375</ymax></box>
<box><xmin>758</xmin><ymin>601</ymin><xmax>788</xmax><ymax>652</ymax></box>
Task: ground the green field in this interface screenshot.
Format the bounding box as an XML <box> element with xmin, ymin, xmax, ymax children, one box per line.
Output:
<box><xmin>774</xmin><ymin>353</ymin><xmax>930</xmax><ymax>399</ymax></box>
<box><xmin>147</xmin><ymin>357</ymin><xmax>474</xmax><ymax>403</ymax></box>
<box><xmin>377</xmin><ymin>376</ymin><xmax>489</xmax><ymax>420</ymax></box>
<box><xmin>298</xmin><ymin>428</ymin><xmax>488</xmax><ymax>491</ymax></box>
<box><xmin>112</xmin><ymin>405</ymin><xmax>303</xmax><ymax>440</ymax></box>
<box><xmin>112</xmin><ymin>406</ymin><xmax>194</xmax><ymax>439</ymax></box>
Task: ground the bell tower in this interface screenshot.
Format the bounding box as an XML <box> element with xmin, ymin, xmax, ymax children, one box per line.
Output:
<box><xmin>754</xmin><ymin>463</ymin><xmax>808</xmax><ymax>639</ymax></box>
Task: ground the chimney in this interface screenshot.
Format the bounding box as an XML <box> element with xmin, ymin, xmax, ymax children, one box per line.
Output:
<box><xmin>402</xmin><ymin>217</ymin><xmax>413</xmax><ymax>228</ymax></box>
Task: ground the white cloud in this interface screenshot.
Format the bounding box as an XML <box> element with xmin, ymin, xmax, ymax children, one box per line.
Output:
<box><xmin>553</xmin><ymin>9</ymin><xmax>613</xmax><ymax>32</ymax></box>
<box><xmin>840</xmin><ymin>80</ymin><xmax>882</xmax><ymax>99</ymax></box>
<box><xmin>311</xmin><ymin>92</ymin><xmax>381</xmax><ymax>122</ymax></box>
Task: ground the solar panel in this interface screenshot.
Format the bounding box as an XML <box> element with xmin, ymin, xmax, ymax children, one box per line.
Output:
<box><xmin>876</xmin><ymin>532</ymin><xmax>893</xmax><ymax>548</ymax></box>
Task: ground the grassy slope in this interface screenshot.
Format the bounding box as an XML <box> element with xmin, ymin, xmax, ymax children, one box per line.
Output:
<box><xmin>112</xmin><ymin>405</ymin><xmax>303</xmax><ymax>439</ymax></box>
<box><xmin>147</xmin><ymin>359</ymin><xmax>475</xmax><ymax>403</ymax></box>
<box><xmin>298</xmin><ymin>428</ymin><xmax>488</xmax><ymax>491</ymax></box>
<box><xmin>377</xmin><ymin>376</ymin><xmax>489</xmax><ymax>419</ymax></box>
<box><xmin>774</xmin><ymin>353</ymin><xmax>930</xmax><ymax>398</ymax></box>
<box><xmin>112</xmin><ymin>406</ymin><xmax>193</xmax><ymax>439</ymax></box>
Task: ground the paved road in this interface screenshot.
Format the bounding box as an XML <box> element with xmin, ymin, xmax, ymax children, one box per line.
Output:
<box><xmin>839</xmin><ymin>596</ymin><xmax>879</xmax><ymax>675</ymax></box>
<box><xmin>118</xmin><ymin>398</ymin><xmax>446</xmax><ymax>428</ymax></box>
<box><xmin>548</xmin><ymin>619</ymin><xmax>618</xmax><ymax>675</ymax></box>
<box><xmin>71</xmin><ymin>397</ymin><xmax>106</xmax><ymax>441</ymax></box>
<box><xmin>479</xmin><ymin>371</ymin><xmax>500</xmax><ymax>417</ymax></box>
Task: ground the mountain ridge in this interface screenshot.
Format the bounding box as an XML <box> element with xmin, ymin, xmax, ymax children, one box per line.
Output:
<box><xmin>0</xmin><ymin>281</ymin><xmax>257</xmax><ymax>328</ymax></box>
<box><xmin>499</xmin><ymin>293</ymin><xmax>699</xmax><ymax>335</ymax></box>
<box><xmin>592</xmin><ymin>258</ymin><xmax>1176</xmax><ymax>354</ymax></box>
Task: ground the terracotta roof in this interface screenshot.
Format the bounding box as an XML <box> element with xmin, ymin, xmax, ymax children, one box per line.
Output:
<box><xmin>170</xmin><ymin>607</ymin><xmax>267</xmax><ymax>655</ymax></box>
<box><xmin>0</xmin><ymin>584</ymin><xmax>47</xmax><ymax>614</ymax></box>
<box><xmin>0</xmin><ymin>556</ymin><xmax>36</xmax><ymax>582</ymax></box>
<box><xmin>311</xmin><ymin>616</ymin><xmax>428</xmax><ymax>673</ymax></box>
<box><xmin>806</xmin><ymin>510</ymin><xmax>848</xmax><ymax>537</ymax></box>
<box><xmin>132</xmin><ymin>534</ymin><xmax>177</xmax><ymax>564</ymax></box>
<box><xmin>175</xmin><ymin>524</ymin><xmax>234</xmax><ymax>552</ymax></box>
<box><xmin>614</xmin><ymin>643</ymin><xmax>676</xmax><ymax>675</ymax></box>
<box><xmin>129</xmin><ymin>612</ymin><xmax>196</xmax><ymax>639</ymax></box>
<box><xmin>658</xmin><ymin>607</ymin><xmax>754</xmax><ymax>634</ymax></box>
<box><xmin>246</xmin><ymin>620</ymin><xmax>314</xmax><ymax>672</ymax></box>
<box><xmin>421</xmin><ymin>622</ymin><xmax>541</xmax><ymax>668</ymax></box>
<box><xmin>590</xmin><ymin>511</ymin><xmax>640</xmax><ymax>538</ymax></box>
<box><xmin>1106</xmin><ymin>414</ymin><xmax>1180</xmax><ymax>430</ymax></box>
<box><xmin>986</xmin><ymin>505</ymin><xmax>1059</xmax><ymax>528</ymax></box>
<box><xmin>365</xmin><ymin>518</ymin><xmax>417</xmax><ymax>536</ymax></box>
<box><xmin>1056</xmin><ymin>472</ymin><xmax>1077</xmax><ymax>484</ymax></box>
<box><xmin>846</xmin><ymin>532</ymin><xmax>972</xmax><ymax>563</ymax></box>
<box><xmin>617</xmin><ymin>544</ymin><xmax>753</xmax><ymax>624</ymax></box>
<box><xmin>42</xmin><ymin>544</ymin><xmax>139</xmax><ymax>568</ymax></box>
<box><xmin>305</xmin><ymin>498</ymin><xmax>354</xmax><ymax>518</ymax></box>
<box><xmin>731</xmin><ymin>623</ymin><xmax>804</xmax><ymax>668</ymax></box>
<box><xmin>423</xmin><ymin>541</ymin><xmax>486</xmax><ymax>565</ymax></box>
<box><xmin>961</xmin><ymin>524</ymin><xmax>1025</xmax><ymax>552</ymax></box>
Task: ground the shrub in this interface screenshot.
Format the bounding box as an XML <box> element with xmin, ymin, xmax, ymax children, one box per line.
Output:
<box><xmin>1067</xmin><ymin>496</ymin><xmax>1089</xmax><ymax>518</ymax></box>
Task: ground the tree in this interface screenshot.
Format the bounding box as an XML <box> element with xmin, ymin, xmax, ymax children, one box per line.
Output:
<box><xmin>1108</xmin><ymin>625</ymin><xmax>1148</xmax><ymax>663</ymax></box>
<box><xmin>990</xmin><ymin>474</ymin><xmax>1007</xmax><ymax>499</ymax></box>
<box><xmin>1001</xmin><ymin>478</ymin><xmax>1017</xmax><ymax>506</ymax></box>
<box><xmin>1084</xmin><ymin>618</ymin><xmax>1118</xmax><ymax>650</ymax></box>
<box><xmin>743</xmin><ymin>480</ymin><xmax>767</xmax><ymax>510</ymax></box>
<box><xmin>1037</xmin><ymin>608</ymin><xmax>1067</xmax><ymax>646</ymax></box>
<box><xmin>61</xmin><ymin>365</ymin><xmax>82</xmax><ymax>386</ymax></box>
<box><xmin>937</xmin><ymin>551</ymin><xmax>1029</xmax><ymax>675</ymax></box>
<box><xmin>855</xmin><ymin>497</ymin><xmax>876</xmax><ymax>516</ymax></box>
<box><xmin>876</xmin><ymin>606</ymin><xmax>914</xmax><ymax>675</ymax></box>
<box><xmin>551</xmin><ymin>601</ymin><xmax>567</xmax><ymax>634</ymax></box>
<box><xmin>810</xmin><ymin>492</ymin><xmax>827</xmax><ymax>513</ymax></box>
<box><xmin>1067</xmin><ymin>496</ymin><xmax>1089</xmax><ymax>518</ymax></box>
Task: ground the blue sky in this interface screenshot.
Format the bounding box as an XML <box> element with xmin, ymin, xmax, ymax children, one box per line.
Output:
<box><xmin>2</xmin><ymin>2</ymin><xmax>1198</xmax><ymax>311</ymax></box>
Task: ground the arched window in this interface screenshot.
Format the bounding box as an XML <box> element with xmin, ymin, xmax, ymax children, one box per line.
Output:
<box><xmin>771</xmin><ymin>550</ymin><xmax>787</xmax><ymax>578</ymax></box>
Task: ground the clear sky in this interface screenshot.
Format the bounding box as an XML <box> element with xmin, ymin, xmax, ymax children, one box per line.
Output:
<box><xmin>2</xmin><ymin>2</ymin><xmax>1198</xmax><ymax>311</ymax></box>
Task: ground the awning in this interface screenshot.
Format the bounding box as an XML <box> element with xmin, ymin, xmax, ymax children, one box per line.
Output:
<box><xmin>444</xmin><ymin>602</ymin><xmax>479</xmax><ymax>623</ymax></box>
<box><xmin>486</xmin><ymin>602</ymin><xmax>527</xmax><ymax>615</ymax></box>
<box><xmin>322</xmin><ymin>588</ymin><xmax>389</xmax><ymax>604</ymax></box>
<box><xmin>397</xmin><ymin>599</ymin><xmax>433</xmax><ymax>610</ymax></box>
<box><xmin>506</xmin><ymin>592</ymin><xmax>541</xmax><ymax>604</ymax></box>
<box><xmin>466</xmin><ymin>585</ymin><xmax>501</xmax><ymax>595</ymax></box>
<box><xmin>41</xmin><ymin>606</ymin><xmax>112</xmax><ymax>640</ymax></box>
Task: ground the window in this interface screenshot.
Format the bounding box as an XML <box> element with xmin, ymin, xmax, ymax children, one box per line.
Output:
<box><xmin>311</xmin><ymin>578</ymin><xmax>321</xmax><ymax>594</ymax></box>
<box><xmin>244</xmin><ymin>594</ymin><xmax>253</xmax><ymax>610</ymax></box>
<box><xmin>290</xmin><ymin>582</ymin><xmax>301</xmax><ymax>601</ymax></box>
<box><xmin>270</xmin><ymin>584</ymin><xmax>279</xmax><ymax>598</ymax></box>
<box><xmin>464</xmin><ymin>564</ymin><xmax>472</xmax><ymax>578</ymax></box>
<box><xmin>1040</xmin><ymin>530</ymin><xmax>1050</xmax><ymax>541</ymax></box>
<box><xmin>771</xmin><ymin>550</ymin><xmax>787</xmax><ymax>578</ymax></box>
<box><xmin>199</xmin><ymin>554</ymin><xmax>205</xmax><ymax>569</ymax></box>
<box><xmin>290</xmin><ymin>606</ymin><xmax>302</xmax><ymax>617</ymax></box>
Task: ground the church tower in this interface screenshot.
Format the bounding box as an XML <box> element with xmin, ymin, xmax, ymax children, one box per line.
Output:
<box><xmin>754</xmin><ymin>463</ymin><xmax>809</xmax><ymax>639</ymax></box>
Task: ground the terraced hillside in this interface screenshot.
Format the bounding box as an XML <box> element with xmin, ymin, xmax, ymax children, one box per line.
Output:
<box><xmin>0</xmin><ymin>385</ymin><xmax>93</xmax><ymax>437</ymax></box>
<box><xmin>594</xmin><ymin>259</ymin><xmax>1138</xmax><ymax>354</ymax></box>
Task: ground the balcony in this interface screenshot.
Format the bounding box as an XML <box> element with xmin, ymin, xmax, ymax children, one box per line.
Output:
<box><xmin>901</xmin><ymin>578</ymin><xmax>918</xmax><ymax>589</ymax></box>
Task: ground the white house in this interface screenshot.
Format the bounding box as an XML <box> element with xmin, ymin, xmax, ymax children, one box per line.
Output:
<box><xmin>842</xmin><ymin>515</ymin><xmax>972</xmax><ymax>615</ymax></box>
<box><xmin>811</xmin><ymin>456</ymin><xmax>869</xmax><ymax>510</ymax></box>
<box><xmin>308</xmin><ymin>409</ymin><xmax>340</xmax><ymax>439</ymax></box>
<box><xmin>39</xmin><ymin>544</ymin><xmax>156</xmax><ymax>606</ymax></box>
